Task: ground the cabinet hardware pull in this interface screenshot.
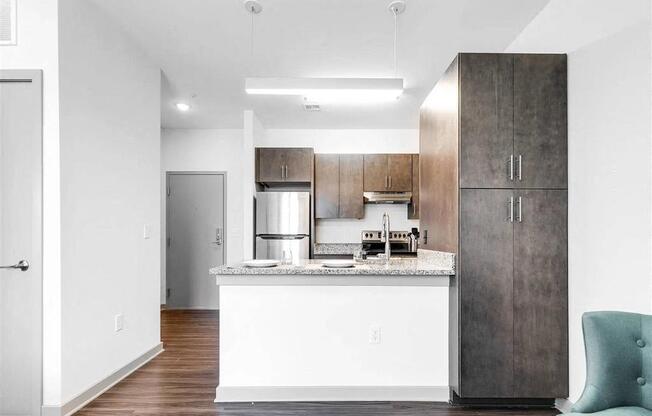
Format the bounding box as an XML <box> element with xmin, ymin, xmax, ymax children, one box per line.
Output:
<box><xmin>517</xmin><ymin>155</ymin><xmax>522</xmax><ymax>181</ymax></box>
<box><xmin>285</xmin><ymin>165</ymin><xmax>288</xmax><ymax>179</ymax></box>
<box><xmin>510</xmin><ymin>154</ymin><xmax>514</xmax><ymax>181</ymax></box>
<box><xmin>389</xmin><ymin>176</ymin><xmax>392</xmax><ymax>189</ymax></box>
<box><xmin>517</xmin><ymin>196</ymin><xmax>522</xmax><ymax>222</ymax></box>
<box><xmin>385</xmin><ymin>175</ymin><xmax>388</xmax><ymax>189</ymax></box>
<box><xmin>281</xmin><ymin>165</ymin><xmax>285</xmax><ymax>179</ymax></box>
<box><xmin>508</xmin><ymin>197</ymin><xmax>514</xmax><ymax>222</ymax></box>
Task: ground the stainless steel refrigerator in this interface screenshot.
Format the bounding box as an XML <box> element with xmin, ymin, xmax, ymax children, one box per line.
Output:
<box><xmin>255</xmin><ymin>191</ymin><xmax>310</xmax><ymax>262</ymax></box>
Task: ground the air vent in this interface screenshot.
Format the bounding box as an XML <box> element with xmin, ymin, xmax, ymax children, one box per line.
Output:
<box><xmin>0</xmin><ymin>0</ymin><xmax>16</xmax><ymax>45</ymax></box>
<box><xmin>303</xmin><ymin>102</ymin><xmax>320</xmax><ymax>112</ymax></box>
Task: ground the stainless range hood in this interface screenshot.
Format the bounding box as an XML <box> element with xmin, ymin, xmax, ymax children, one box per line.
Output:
<box><xmin>363</xmin><ymin>192</ymin><xmax>412</xmax><ymax>204</ymax></box>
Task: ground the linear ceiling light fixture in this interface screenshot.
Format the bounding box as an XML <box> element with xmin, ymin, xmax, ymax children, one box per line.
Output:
<box><xmin>243</xmin><ymin>1</ymin><xmax>406</xmax><ymax>104</ymax></box>
<box><xmin>245</xmin><ymin>77</ymin><xmax>404</xmax><ymax>102</ymax></box>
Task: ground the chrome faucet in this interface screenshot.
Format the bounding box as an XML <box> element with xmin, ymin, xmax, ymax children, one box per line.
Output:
<box><xmin>380</xmin><ymin>212</ymin><xmax>391</xmax><ymax>262</ymax></box>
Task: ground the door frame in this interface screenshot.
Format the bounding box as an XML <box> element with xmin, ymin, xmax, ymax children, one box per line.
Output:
<box><xmin>164</xmin><ymin>171</ymin><xmax>227</xmax><ymax>305</ymax></box>
<box><xmin>0</xmin><ymin>70</ymin><xmax>43</xmax><ymax>414</ymax></box>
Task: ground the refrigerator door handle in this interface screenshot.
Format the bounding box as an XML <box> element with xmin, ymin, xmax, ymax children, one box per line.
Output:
<box><xmin>257</xmin><ymin>234</ymin><xmax>307</xmax><ymax>240</ymax></box>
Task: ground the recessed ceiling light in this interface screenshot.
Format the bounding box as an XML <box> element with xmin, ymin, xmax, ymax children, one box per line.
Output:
<box><xmin>175</xmin><ymin>102</ymin><xmax>191</xmax><ymax>112</ymax></box>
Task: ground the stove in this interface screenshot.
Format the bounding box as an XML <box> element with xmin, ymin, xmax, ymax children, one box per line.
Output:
<box><xmin>361</xmin><ymin>230</ymin><xmax>415</xmax><ymax>255</ymax></box>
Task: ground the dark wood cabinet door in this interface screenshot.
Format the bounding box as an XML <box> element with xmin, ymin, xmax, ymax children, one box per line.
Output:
<box><xmin>459</xmin><ymin>54</ymin><xmax>514</xmax><ymax>189</ymax></box>
<box><xmin>514</xmin><ymin>55</ymin><xmax>567</xmax><ymax>189</ymax></box>
<box><xmin>408</xmin><ymin>155</ymin><xmax>419</xmax><ymax>219</ymax></box>
<box><xmin>256</xmin><ymin>148</ymin><xmax>285</xmax><ymax>182</ymax></box>
<box><xmin>513</xmin><ymin>190</ymin><xmax>568</xmax><ymax>398</ymax></box>
<box><xmin>314</xmin><ymin>154</ymin><xmax>339</xmax><ymax>219</ymax></box>
<box><xmin>283</xmin><ymin>148</ymin><xmax>314</xmax><ymax>182</ymax></box>
<box><xmin>388</xmin><ymin>154</ymin><xmax>412</xmax><ymax>191</ymax></box>
<box><xmin>339</xmin><ymin>154</ymin><xmax>364</xmax><ymax>218</ymax></box>
<box><xmin>459</xmin><ymin>189</ymin><xmax>514</xmax><ymax>397</ymax></box>
<box><xmin>363</xmin><ymin>154</ymin><xmax>388</xmax><ymax>191</ymax></box>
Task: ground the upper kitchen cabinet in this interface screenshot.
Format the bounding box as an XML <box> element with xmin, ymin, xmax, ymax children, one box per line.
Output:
<box><xmin>457</xmin><ymin>53</ymin><xmax>567</xmax><ymax>189</ymax></box>
<box><xmin>315</xmin><ymin>154</ymin><xmax>363</xmax><ymax>219</ymax></box>
<box><xmin>363</xmin><ymin>154</ymin><xmax>412</xmax><ymax>192</ymax></box>
<box><xmin>459</xmin><ymin>54</ymin><xmax>514</xmax><ymax>189</ymax></box>
<box><xmin>513</xmin><ymin>55</ymin><xmax>567</xmax><ymax>189</ymax></box>
<box><xmin>256</xmin><ymin>147</ymin><xmax>314</xmax><ymax>184</ymax></box>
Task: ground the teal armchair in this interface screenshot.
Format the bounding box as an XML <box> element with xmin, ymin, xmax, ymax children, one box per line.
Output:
<box><xmin>567</xmin><ymin>311</ymin><xmax>652</xmax><ymax>416</ymax></box>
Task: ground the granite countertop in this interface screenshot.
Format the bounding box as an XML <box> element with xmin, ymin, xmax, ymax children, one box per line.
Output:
<box><xmin>313</xmin><ymin>243</ymin><xmax>361</xmax><ymax>256</ymax></box>
<box><xmin>210</xmin><ymin>250</ymin><xmax>455</xmax><ymax>277</ymax></box>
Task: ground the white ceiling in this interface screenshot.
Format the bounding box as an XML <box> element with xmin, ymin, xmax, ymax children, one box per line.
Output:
<box><xmin>89</xmin><ymin>0</ymin><xmax>550</xmax><ymax>129</ymax></box>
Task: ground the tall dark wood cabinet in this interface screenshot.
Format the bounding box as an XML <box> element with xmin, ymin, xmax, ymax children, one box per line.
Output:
<box><xmin>420</xmin><ymin>53</ymin><xmax>568</xmax><ymax>404</ymax></box>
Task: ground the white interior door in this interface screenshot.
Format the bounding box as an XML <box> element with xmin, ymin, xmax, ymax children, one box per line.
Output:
<box><xmin>0</xmin><ymin>71</ymin><xmax>43</xmax><ymax>414</ymax></box>
<box><xmin>166</xmin><ymin>172</ymin><xmax>225</xmax><ymax>309</ymax></box>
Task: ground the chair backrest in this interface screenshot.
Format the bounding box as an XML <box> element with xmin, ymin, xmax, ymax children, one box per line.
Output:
<box><xmin>572</xmin><ymin>311</ymin><xmax>652</xmax><ymax>413</ymax></box>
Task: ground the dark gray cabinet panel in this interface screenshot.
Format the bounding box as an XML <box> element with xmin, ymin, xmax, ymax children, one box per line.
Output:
<box><xmin>513</xmin><ymin>190</ymin><xmax>568</xmax><ymax>397</ymax></box>
<box><xmin>388</xmin><ymin>154</ymin><xmax>412</xmax><ymax>191</ymax></box>
<box><xmin>339</xmin><ymin>155</ymin><xmax>364</xmax><ymax>219</ymax></box>
<box><xmin>459</xmin><ymin>189</ymin><xmax>514</xmax><ymax>397</ymax></box>
<box><xmin>514</xmin><ymin>55</ymin><xmax>567</xmax><ymax>189</ymax></box>
<box><xmin>284</xmin><ymin>148</ymin><xmax>314</xmax><ymax>182</ymax></box>
<box><xmin>256</xmin><ymin>148</ymin><xmax>285</xmax><ymax>182</ymax></box>
<box><xmin>459</xmin><ymin>54</ymin><xmax>514</xmax><ymax>189</ymax></box>
<box><xmin>314</xmin><ymin>154</ymin><xmax>339</xmax><ymax>219</ymax></box>
<box><xmin>363</xmin><ymin>154</ymin><xmax>388</xmax><ymax>191</ymax></box>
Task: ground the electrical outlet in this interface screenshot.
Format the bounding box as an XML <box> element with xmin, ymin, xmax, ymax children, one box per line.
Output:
<box><xmin>143</xmin><ymin>224</ymin><xmax>151</xmax><ymax>239</ymax></box>
<box><xmin>115</xmin><ymin>314</ymin><xmax>124</xmax><ymax>332</ymax></box>
<box><xmin>368</xmin><ymin>325</ymin><xmax>381</xmax><ymax>344</ymax></box>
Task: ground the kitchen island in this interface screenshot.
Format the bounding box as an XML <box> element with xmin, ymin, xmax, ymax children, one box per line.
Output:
<box><xmin>211</xmin><ymin>250</ymin><xmax>455</xmax><ymax>403</ymax></box>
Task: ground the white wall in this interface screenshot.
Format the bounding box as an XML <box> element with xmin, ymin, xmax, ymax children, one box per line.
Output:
<box><xmin>161</xmin><ymin>129</ymin><xmax>244</xmax><ymax>302</ymax></box>
<box><xmin>58</xmin><ymin>0</ymin><xmax>161</xmax><ymax>404</ymax></box>
<box><xmin>507</xmin><ymin>0</ymin><xmax>652</xmax><ymax>402</ymax></box>
<box><xmin>0</xmin><ymin>0</ymin><xmax>63</xmax><ymax>404</ymax></box>
<box><xmin>262</xmin><ymin>129</ymin><xmax>420</xmax><ymax>243</ymax></box>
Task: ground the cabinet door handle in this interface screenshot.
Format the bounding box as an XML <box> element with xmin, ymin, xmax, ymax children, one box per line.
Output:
<box><xmin>285</xmin><ymin>165</ymin><xmax>288</xmax><ymax>179</ymax></box>
<box><xmin>508</xmin><ymin>154</ymin><xmax>514</xmax><ymax>181</ymax></box>
<box><xmin>281</xmin><ymin>165</ymin><xmax>285</xmax><ymax>179</ymax></box>
<box><xmin>517</xmin><ymin>196</ymin><xmax>522</xmax><ymax>222</ymax></box>
<box><xmin>385</xmin><ymin>175</ymin><xmax>388</xmax><ymax>189</ymax></box>
<box><xmin>517</xmin><ymin>155</ymin><xmax>522</xmax><ymax>181</ymax></box>
<box><xmin>507</xmin><ymin>197</ymin><xmax>514</xmax><ymax>222</ymax></box>
<box><xmin>389</xmin><ymin>176</ymin><xmax>392</xmax><ymax>189</ymax></box>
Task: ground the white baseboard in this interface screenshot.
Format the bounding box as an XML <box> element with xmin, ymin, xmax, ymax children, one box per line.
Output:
<box><xmin>555</xmin><ymin>398</ymin><xmax>574</xmax><ymax>413</ymax></box>
<box><xmin>42</xmin><ymin>343</ymin><xmax>164</xmax><ymax>416</ymax></box>
<box><xmin>215</xmin><ymin>385</ymin><xmax>449</xmax><ymax>403</ymax></box>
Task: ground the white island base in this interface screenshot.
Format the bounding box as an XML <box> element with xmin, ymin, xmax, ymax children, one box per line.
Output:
<box><xmin>212</xmin><ymin>256</ymin><xmax>454</xmax><ymax>403</ymax></box>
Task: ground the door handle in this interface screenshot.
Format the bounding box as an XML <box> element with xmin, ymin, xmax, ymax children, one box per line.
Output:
<box><xmin>0</xmin><ymin>260</ymin><xmax>29</xmax><ymax>272</ymax></box>
<box><xmin>517</xmin><ymin>196</ymin><xmax>522</xmax><ymax>222</ymax></box>
<box><xmin>507</xmin><ymin>197</ymin><xmax>514</xmax><ymax>223</ymax></box>
<box><xmin>212</xmin><ymin>228</ymin><xmax>223</xmax><ymax>245</ymax></box>
<box><xmin>508</xmin><ymin>154</ymin><xmax>514</xmax><ymax>181</ymax></box>
<box><xmin>281</xmin><ymin>165</ymin><xmax>285</xmax><ymax>179</ymax></box>
<box><xmin>389</xmin><ymin>176</ymin><xmax>392</xmax><ymax>189</ymax></box>
<box><xmin>517</xmin><ymin>155</ymin><xmax>522</xmax><ymax>181</ymax></box>
<box><xmin>285</xmin><ymin>165</ymin><xmax>289</xmax><ymax>179</ymax></box>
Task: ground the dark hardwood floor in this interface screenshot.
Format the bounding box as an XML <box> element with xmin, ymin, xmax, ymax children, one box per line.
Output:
<box><xmin>77</xmin><ymin>310</ymin><xmax>560</xmax><ymax>415</ymax></box>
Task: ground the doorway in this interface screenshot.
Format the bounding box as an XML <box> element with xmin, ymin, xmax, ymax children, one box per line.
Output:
<box><xmin>0</xmin><ymin>71</ymin><xmax>43</xmax><ymax>414</ymax></box>
<box><xmin>165</xmin><ymin>172</ymin><xmax>226</xmax><ymax>309</ymax></box>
